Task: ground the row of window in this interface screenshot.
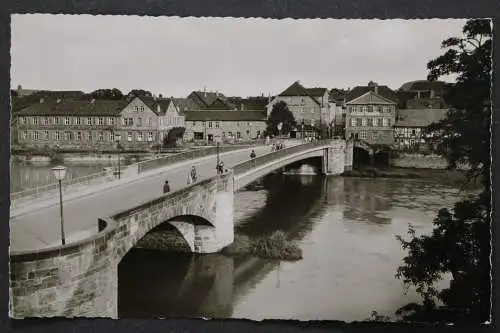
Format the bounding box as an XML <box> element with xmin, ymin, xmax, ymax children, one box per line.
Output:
<box><xmin>348</xmin><ymin>105</ymin><xmax>393</xmax><ymax>113</ymax></box>
<box><xmin>349</xmin><ymin>118</ymin><xmax>392</xmax><ymax>127</ymax></box>
<box><xmin>19</xmin><ymin>116</ymin><xmax>116</xmax><ymax>126</ymax></box>
<box><xmin>349</xmin><ymin>131</ymin><xmax>389</xmax><ymax>140</ymax></box>
<box><xmin>20</xmin><ymin>130</ymin><xmax>156</xmax><ymax>142</ymax></box>
<box><xmin>192</xmin><ymin>129</ymin><xmax>262</xmax><ymax>140</ymax></box>
<box><xmin>187</xmin><ymin>121</ymin><xmax>258</xmax><ymax>128</ymax></box>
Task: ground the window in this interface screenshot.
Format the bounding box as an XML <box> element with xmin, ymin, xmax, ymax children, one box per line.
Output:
<box><xmin>134</xmin><ymin>106</ymin><xmax>139</xmax><ymax>112</ymax></box>
<box><xmin>246</xmin><ymin>130</ymin><xmax>250</xmax><ymax>136</ymax></box>
<box><xmin>350</xmin><ymin>118</ymin><xmax>356</xmax><ymax>127</ymax></box>
<box><xmin>124</xmin><ymin>118</ymin><xmax>133</xmax><ymax>126</ymax></box>
<box><xmin>356</xmin><ymin>118</ymin><xmax>362</xmax><ymax>127</ymax></box>
<box><xmin>361</xmin><ymin>106</ymin><xmax>367</xmax><ymax>112</ymax></box>
<box><xmin>137</xmin><ymin>118</ymin><xmax>142</xmax><ymax>126</ymax></box>
<box><xmin>76</xmin><ymin>132</ymin><xmax>82</xmax><ymax>141</ymax></box>
<box><xmin>383</xmin><ymin>118</ymin><xmax>389</xmax><ymax>127</ymax></box>
<box><xmin>147</xmin><ymin>132</ymin><xmax>153</xmax><ymax>142</ymax></box>
<box><xmin>361</xmin><ymin>131</ymin><xmax>367</xmax><ymax>139</ymax></box>
<box><xmin>64</xmin><ymin>131</ymin><xmax>72</xmax><ymax>141</ymax></box>
<box><xmin>76</xmin><ymin>117</ymin><xmax>82</xmax><ymax>125</ymax></box>
<box><xmin>137</xmin><ymin>132</ymin><xmax>143</xmax><ymax>141</ymax></box>
<box><xmin>140</xmin><ymin>106</ymin><xmax>144</xmax><ymax>112</ymax></box>
<box><xmin>367</xmin><ymin>118</ymin><xmax>373</xmax><ymax>127</ymax></box>
<box><xmin>20</xmin><ymin>117</ymin><xmax>26</xmax><ymax>125</ymax></box>
<box><xmin>222</xmin><ymin>131</ymin><xmax>226</xmax><ymax>138</ymax></box>
<box><xmin>64</xmin><ymin>117</ymin><xmax>70</xmax><ymax>125</ymax></box>
<box><xmin>43</xmin><ymin>131</ymin><xmax>49</xmax><ymax>140</ymax></box>
<box><xmin>228</xmin><ymin>131</ymin><xmax>233</xmax><ymax>137</ymax></box>
<box><xmin>33</xmin><ymin>131</ymin><xmax>39</xmax><ymax>140</ymax></box>
<box><xmin>55</xmin><ymin>132</ymin><xmax>60</xmax><ymax>141</ymax></box>
<box><xmin>367</xmin><ymin>106</ymin><xmax>373</xmax><ymax>112</ymax></box>
<box><xmin>237</xmin><ymin>131</ymin><xmax>241</xmax><ymax>139</ymax></box>
<box><xmin>383</xmin><ymin>107</ymin><xmax>389</xmax><ymax>113</ymax></box>
<box><xmin>98</xmin><ymin>132</ymin><xmax>103</xmax><ymax>141</ymax></box>
<box><xmin>87</xmin><ymin>117</ymin><xmax>92</xmax><ymax>125</ymax></box>
<box><xmin>194</xmin><ymin>132</ymin><xmax>204</xmax><ymax>140</ymax></box>
<box><xmin>147</xmin><ymin>117</ymin><xmax>153</xmax><ymax>126</ymax></box>
<box><xmin>127</xmin><ymin>132</ymin><xmax>133</xmax><ymax>142</ymax></box>
<box><xmin>107</xmin><ymin>117</ymin><xmax>114</xmax><ymax>125</ymax></box>
<box><xmin>208</xmin><ymin>122</ymin><xmax>212</xmax><ymax>128</ymax></box>
<box><xmin>97</xmin><ymin>117</ymin><xmax>104</xmax><ymax>125</ymax></box>
<box><xmin>21</xmin><ymin>131</ymin><xmax>27</xmax><ymax>140</ymax></box>
<box><xmin>361</xmin><ymin>118</ymin><xmax>367</xmax><ymax>126</ymax></box>
<box><xmin>257</xmin><ymin>130</ymin><xmax>261</xmax><ymax>137</ymax></box>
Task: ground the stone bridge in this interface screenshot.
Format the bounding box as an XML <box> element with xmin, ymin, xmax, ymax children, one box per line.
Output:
<box><xmin>9</xmin><ymin>139</ymin><xmax>353</xmax><ymax>319</ymax></box>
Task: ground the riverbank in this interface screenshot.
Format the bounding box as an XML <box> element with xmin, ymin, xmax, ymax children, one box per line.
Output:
<box><xmin>343</xmin><ymin>167</ymin><xmax>481</xmax><ymax>187</ymax></box>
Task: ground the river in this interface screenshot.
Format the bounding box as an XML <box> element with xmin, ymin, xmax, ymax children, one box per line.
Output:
<box><xmin>10</xmin><ymin>161</ymin><xmax>475</xmax><ymax>322</ymax></box>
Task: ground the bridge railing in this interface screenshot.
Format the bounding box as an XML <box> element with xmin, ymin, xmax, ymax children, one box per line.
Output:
<box><xmin>10</xmin><ymin>170</ymin><xmax>109</xmax><ymax>201</ymax></box>
<box><xmin>232</xmin><ymin>140</ymin><xmax>334</xmax><ymax>176</ymax></box>
<box><xmin>136</xmin><ymin>144</ymin><xmax>259</xmax><ymax>174</ymax></box>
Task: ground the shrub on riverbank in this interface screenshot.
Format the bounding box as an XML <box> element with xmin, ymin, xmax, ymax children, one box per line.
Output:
<box><xmin>221</xmin><ymin>231</ymin><xmax>303</xmax><ymax>261</ymax></box>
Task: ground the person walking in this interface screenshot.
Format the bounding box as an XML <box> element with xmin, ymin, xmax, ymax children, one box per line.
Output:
<box><xmin>163</xmin><ymin>180</ymin><xmax>171</xmax><ymax>194</ymax></box>
<box><xmin>190</xmin><ymin>166</ymin><xmax>198</xmax><ymax>182</ymax></box>
<box><xmin>250</xmin><ymin>149</ymin><xmax>256</xmax><ymax>159</ymax></box>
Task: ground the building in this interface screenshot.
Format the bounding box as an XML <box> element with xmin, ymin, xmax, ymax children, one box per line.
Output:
<box><xmin>266</xmin><ymin>81</ymin><xmax>333</xmax><ymax>137</ymax></box>
<box><xmin>344</xmin><ymin>81</ymin><xmax>398</xmax><ymax>145</ymax></box>
<box><xmin>394</xmin><ymin>109</ymin><xmax>448</xmax><ymax>151</ymax></box>
<box><xmin>329</xmin><ymin>88</ymin><xmax>349</xmax><ymax>137</ymax></box>
<box><xmin>186</xmin><ymin>90</ymin><xmax>234</xmax><ymax>110</ymax></box>
<box><xmin>398</xmin><ymin>80</ymin><xmax>450</xmax><ymax>109</ymax></box>
<box><xmin>183</xmin><ymin>110</ymin><xmax>267</xmax><ymax>143</ymax></box>
<box><xmin>14</xmin><ymin>96</ymin><xmax>185</xmax><ymax>150</ymax></box>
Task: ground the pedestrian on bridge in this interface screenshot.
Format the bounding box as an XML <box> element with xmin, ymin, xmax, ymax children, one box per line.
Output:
<box><xmin>163</xmin><ymin>180</ymin><xmax>171</xmax><ymax>194</ymax></box>
<box><xmin>190</xmin><ymin>166</ymin><xmax>198</xmax><ymax>182</ymax></box>
<box><xmin>250</xmin><ymin>149</ymin><xmax>256</xmax><ymax>159</ymax></box>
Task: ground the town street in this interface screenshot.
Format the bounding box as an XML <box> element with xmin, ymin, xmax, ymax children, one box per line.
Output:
<box><xmin>10</xmin><ymin>145</ymin><xmax>271</xmax><ymax>252</ymax></box>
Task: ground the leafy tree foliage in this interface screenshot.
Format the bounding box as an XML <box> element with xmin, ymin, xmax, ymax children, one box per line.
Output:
<box><xmin>163</xmin><ymin>127</ymin><xmax>185</xmax><ymax>147</ymax></box>
<box><xmin>88</xmin><ymin>88</ymin><xmax>123</xmax><ymax>100</ymax></box>
<box><xmin>266</xmin><ymin>101</ymin><xmax>296</xmax><ymax>137</ymax></box>
<box><xmin>127</xmin><ymin>89</ymin><xmax>153</xmax><ymax>99</ymax></box>
<box><xmin>395</xmin><ymin>19</ymin><xmax>491</xmax><ymax>323</ymax></box>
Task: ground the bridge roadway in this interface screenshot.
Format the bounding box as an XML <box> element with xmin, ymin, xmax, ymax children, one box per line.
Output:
<box><xmin>10</xmin><ymin>145</ymin><xmax>272</xmax><ymax>252</ymax></box>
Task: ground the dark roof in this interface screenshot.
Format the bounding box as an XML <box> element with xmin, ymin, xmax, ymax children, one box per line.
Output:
<box><xmin>399</xmin><ymin>80</ymin><xmax>448</xmax><ymax>92</ymax></box>
<box><xmin>329</xmin><ymin>89</ymin><xmax>348</xmax><ymax>102</ymax></box>
<box><xmin>278</xmin><ymin>81</ymin><xmax>311</xmax><ymax>97</ymax></box>
<box><xmin>15</xmin><ymin>99</ymin><xmax>128</xmax><ymax>116</ymax></box>
<box><xmin>139</xmin><ymin>96</ymin><xmax>174</xmax><ymax>115</ymax></box>
<box><xmin>307</xmin><ymin>88</ymin><xmax>328</xmax><ymax>97</ymax></box>
<box><xmin>174</xmin><ymin>98</ymin><xmax>200</xmax><ymax>112</ymax></box>
<box><xmin>184</xmin><ymin>110</ymin><xmax>267</xmax><ymax>121</ymax></box>
<box><xmin>345</xmin><ymin>84</ymin><xmax>398</xmax><ymax>103</ymax></box>
<box><xmin>188</xmin><ymin>91</ymin><xmax>229</xmax><ymax>109</ymax></box>
<box><xmin>395</xmin><ymin>109</ymin><xmax>449</xmax><ymax>128</ymax></box>
<box><xmin>227</xmin><ymin>96</ymin><xmax>269</xmax><ymax>111</ymax></box>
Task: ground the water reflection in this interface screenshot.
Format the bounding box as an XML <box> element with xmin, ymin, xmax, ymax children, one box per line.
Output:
<box><xmin>117</xmin><ymin>175</ymin><xmax>470</xmax><ymax>321</ymax></box>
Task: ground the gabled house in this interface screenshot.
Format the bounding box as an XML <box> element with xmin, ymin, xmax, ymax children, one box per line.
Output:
<box><xmin>345</xmin><ymin>81</ymin><xmax>397</xmax><ymax>145</ymax></box>
<box><xmin>267</xmin><ymin>81</ymin><xmax>332</xmax><ymax>137</ymax></box>
<box><xmin>394</xmin><ymin>109</ymin><xmax>448</xmax><ymax>151</ymax></box>
<box><xmin>186</xmin><ymin>90</ymin><xmax>234</xmax><ymax>110</ymax></box>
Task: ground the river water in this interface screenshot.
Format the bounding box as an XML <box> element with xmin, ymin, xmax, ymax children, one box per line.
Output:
<box><xmin>10</xmin><ymin>161</ymin><xmax>475</xmax><ymax>322</ymax></box>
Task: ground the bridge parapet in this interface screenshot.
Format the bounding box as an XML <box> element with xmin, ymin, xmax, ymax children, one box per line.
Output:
<box><xmin>232</xmin><ymin>140</ymin><xmax>338</xmax><ymax>176</ymax></box>
<box><xmin>9</xmin><ymin>173</ymin><xmax>234</xmax><ymax>319</ymax></box>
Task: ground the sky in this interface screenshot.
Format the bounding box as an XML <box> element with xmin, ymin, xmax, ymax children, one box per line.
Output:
<box><xmin>11</xmin><ymin>15</ymin><xmax>466</xmax><ymax>98</ymax></box>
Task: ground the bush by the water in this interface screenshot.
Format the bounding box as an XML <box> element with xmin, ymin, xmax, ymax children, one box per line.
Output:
<box><xmin>221</xmin><ymin>230</ymin><xmax>303</xmax><ymax>261</ymax></box>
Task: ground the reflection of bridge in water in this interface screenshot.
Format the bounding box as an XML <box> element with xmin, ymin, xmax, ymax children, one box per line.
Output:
<box><xmin>117</xmin><ymin>174</ymin><xmax>329</xmax><ymax>318</ymax></box>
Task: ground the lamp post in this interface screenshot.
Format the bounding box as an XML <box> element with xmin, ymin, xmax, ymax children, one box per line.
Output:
<box><xmin>52</xmin><ymin>165</ymin><xmax>67</xmax><ymax>245</ymax></box>
<box><xmin>115</xmin><ymin>133</ymin><xmax>121</xmax><ymax>179</ymax></box>
<box><xmin>277</xmin><ymin>122</ymin><xmax>283</xmax><ymax>145</ymax></box>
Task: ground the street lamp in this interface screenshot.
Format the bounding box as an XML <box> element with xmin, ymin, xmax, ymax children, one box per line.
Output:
<box><xmin>52</xmin><ymin>165</ymin><xmax>67</xmax><ymax>245</ymax></box>
<box><xmin>115</xmin><ymin>133</ymin><xmax>121</xmax><ymax>179</ymax></box>
<box><xmin>277</xmin><ymin>122</ymin><xmax>283</xmax><ymax>144</ymax></box>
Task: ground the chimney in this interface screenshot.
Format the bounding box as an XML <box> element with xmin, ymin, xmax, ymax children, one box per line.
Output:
<box><xmin>39</xmin><ymin>98</ymin><xmax>44</xmax><ymax>103</ymax></box>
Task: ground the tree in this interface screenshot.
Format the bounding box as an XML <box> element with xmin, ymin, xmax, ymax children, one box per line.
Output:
<box><xmin>163</xmin><ymin>127</ymin><xmax>185</xmax><ymax>147</ymax></box>
<box><xmin>88</xmin><ymin>88</ymin><xmax>124</xmax><ymax>100</ymax></box>
<box><xmin>395</xmin><ymin>19</ymin><xmax>491</xmax><ymax>323</ymax></box>
<box><xmin>127</xmin><ymin>89</ymin><xmax>153</xmax><ymax>99</ymax></box>
<box><xmin>266</xmin><ymin>101</ymin><xmax>296</xmax><ymax>137</ymax></box>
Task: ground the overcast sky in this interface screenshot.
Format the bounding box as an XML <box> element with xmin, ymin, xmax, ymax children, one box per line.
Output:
<box><xmin>11</xmin><ymin>15</ymin><xmax>466</xmax><ymax>97</ymax></box>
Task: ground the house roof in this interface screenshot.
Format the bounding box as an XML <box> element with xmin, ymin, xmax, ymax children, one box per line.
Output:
<box><xmin>138</xmin><ymin>96</ymin><xmax>175</xmax><ymax>115</ymax></box>
<box><xmin>395</xmin><ymin>109</ymin><xmax>449</xmax><ymax>128</ymax></box>
<box><xmin>345</xmin><ymin>84</ymin><xmax>398</xmax><ymax>103</ymax></box>
<box><xmin>15</xmin><ymin>99</ymin><xmax>128</xmax><ymax>117</ymax></box>
<box><xmin>227</xmin><ymin>96</ymin><xmax>269</xmax><ymax>111</ymax></box>
<box><xmin>307</xmin><ymin>88</ymin><xmax>328</xmax><ymax>97</ymax></box>
<box><xmin>173</xmin><ymin>98</ymin><xmax>200</xmax><ymax>112</ymax></box>
<box><xmin>277</xmin><ymin>81</ymin><xmax>322</xmax><ymax>105</ymax></box>
<box><xmin>184</xmin><ymin>110</ymin><xmax>267</xmax><ymax>121</ymax></box>
<box><xmin>188</xmin><ymin>91</ymin><xmax>230</xmax><ymax>108</ymax></box>
<box><xmin>399</xmin><ymin>80</ymin><xmax>448</xmax><ymax>92</ymax></box>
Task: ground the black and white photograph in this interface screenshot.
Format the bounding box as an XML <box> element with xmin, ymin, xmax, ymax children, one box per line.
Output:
<box><xmin>8</xmin><ymin>15</ymin><xmax>491</xmax><ymax>324</ymax></box>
